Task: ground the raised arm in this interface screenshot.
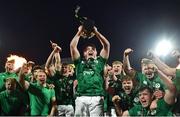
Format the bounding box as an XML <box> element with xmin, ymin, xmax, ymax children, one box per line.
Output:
<box><xmin>49</xmin><ymin>96</ymin><xmax>57</xmax><ymax>116</ymax></box>
<box><xmin>50</xmin><ymin>41</ymin><xmax>62</xmax><ymax>72</ymax></box>
<box><xmin>18</xmin><ymin>64</ymin><xmax>30</xmax><ymax>90</ymax></box>
<box><xmin>46</xmin><ymin>41</ymin><xmax>62</xmax><ymax>72</ymax></box>
<box><xmin>45</xmin><ymin>45</ymin><xmax>56</xmax><ymax>70</ymax></box>
<box><xmin>54</xmin><ymin>46</ymin><xmax>62</xmax><ymax>72</ymax></box>
<box><xmin>147</xmin><ymin>51</ymin><xmax>176</xmax><ymax>77</ymax></box>
<box><xmin>104</xmin><ymin>64</ymin><xmax>119</xmax><ymax>91</ymax></box>
<box><xmin>70</xmin><ymin>26</ymin><xmax>83</xmax><ymax>61</ymax></box>
<box><xmin>93</xmin><ymin>27</ymin><xmax>110</xmax><ymax>59</ymax></box>
<box><xmin>104</xmin><ymin>66</ymin><xmax>114</xmax><ymax>90</ymax></box>
<box><xmin>112</xmin><ymin>95</ymin><xmax>123</xmax><ymax>116</ymax></box>
<box><xmin>123</xmin><ymin>48</ymin><xmax>136</xmax><ymax>77</ymax></box>
<box><xmin>157</xmin><ymin>69</ymin><xmax>176</xmax><ymax>105</ymax></box>
<box><xmin>171</xmin><ymin>50</ymin><xmax>180</xmax><ymax>66</ymax></box>
<box><xmin>104</xmin><ymin>65</ymin><xmax>110</xmax><ymax>90</ymax></box>
<box><xmin>123</xmin><ymin>48</ymin><xmax>133</xmax><ymax>71</ymax></box>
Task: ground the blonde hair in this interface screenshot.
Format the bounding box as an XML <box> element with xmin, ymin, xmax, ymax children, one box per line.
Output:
<box><xmin>112</xmin><ymin>61</ymin><xmax>123</xmax><ymax>66</ymax></box>
<box><xmin>141</xmin><ymin>58</ymin><xmax>154</xmax><ymax>65</ymax></box>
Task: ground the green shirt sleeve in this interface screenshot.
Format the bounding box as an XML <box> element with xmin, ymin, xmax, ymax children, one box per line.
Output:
<box><xmin>73</xmin><ymin>57</ymin><xmax>81</xmax><ymax>66</ymax></box>
<box><xmin>27</xmin><ymin>83</ymin><xmax>41</xmax><ymax>94</ymax></box>
<box><xmin>128</xmin><ymin>105</ymin><xmax>140</xmax><ymax>116</ymax></box>
<box><xmin>98</xmin><ymin>56</ymin><xmax>107</xmax><ymax>64</ymax></box>
<box><xmin>176</xmin><ymin>69</ymin><xmax>180</xmax><ymax>78</ymax></box>
<box><xmin>156</xmin><ymin>99</ymin><xmax>173</xmax><ymax>116</ymax></box>
<box><xmin>50</xmin><ymin>88</ymin><xmax>55</xmax><ymax>98</ymax></box>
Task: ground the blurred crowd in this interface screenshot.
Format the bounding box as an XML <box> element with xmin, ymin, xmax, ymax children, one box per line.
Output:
<box><xmin>0</xmin><ymin>25</ymin><xmax>180</xmax><ymax>116</ymax></box>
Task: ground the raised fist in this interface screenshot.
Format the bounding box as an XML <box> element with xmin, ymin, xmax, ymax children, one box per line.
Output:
<box><xmin>78</xmin><ymin>25</ymin><xmax>83</xmax><ymax>33</ymax></box>
<box><xmin>93</xmin><ymin>26</ymin><xmax>98</xmax><ymax>33</ymax></box>
<box><xmin>50</xmin><ymin>40</ymin><xmax>58</xmax><ymax>49</ymax></box>
<box><xmin>124</xmin><ymin>48</ymin><xmax>133</xmax><ymax>56</ymax></box>
<box><xmin>112</xmin><ymin>95</ymin><xmax>121</xmax><ymax>103</ymax></box>
<box><xmin>54</xmin><ymin>46</ymin><xmax>62</xmax><ymax>52</ymax></box>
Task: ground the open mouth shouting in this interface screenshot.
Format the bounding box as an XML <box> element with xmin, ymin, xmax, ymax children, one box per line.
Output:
<box><xmin>88</xmin><ymin>52</ymin><xmax>94</xmax><ymax>56</ymax></box>
<box><xmin>39</xmin><ymin>78</ymin><xmax>45</xmax><ymax>83</ymax></box>
<box><xmin>145</xmin><ymin>73</ymin><xmax>154</xmax><ymax>79</ymax></box>
<box><xmin>140</xmin><ymin>99</ymin><xmax>148</xmax><ymax>107</ymax></box>
<box><xmin>124</xmin><ymin>86</ymin><xmax>132</xmax><ymax>94</ymax></box>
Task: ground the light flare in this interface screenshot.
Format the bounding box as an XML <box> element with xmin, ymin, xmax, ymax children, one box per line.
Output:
<box><xmin>155</xmin><ymin>40</ymin><xmax>173</xmax><ymax>56</ymax></box>
<box><xmin>7</xmin><ymin>55</ymin><xmax>27</xmax><ymax>70</ymax></box>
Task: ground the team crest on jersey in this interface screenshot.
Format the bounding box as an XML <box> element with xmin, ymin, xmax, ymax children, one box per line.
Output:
<box><xmin>153</xmin><ymin>82</ymin><xmax>160</xmax><ymax>89</ymax></box>
<box><xmin>134</xmin><ymin>97</ymin><xmax>139</xmax><ymax>102</ymax></box>
<box><xmin>150</xmin><ymin>109</ymin><xmax>157</xmax><ymax>115</ymax></box>
<box><xmin>69</xmin><ymin>80</ymin><xmax>73</xmax><ymax>84</ymax></box>
<box><xmin>94</xmin><ymin>59</ymin><xmax>98</xmax><ymax>63</ymax></box>
<box><xmin>155</xmin><ymin>83</ymin><xmax>160</xmax><ymax>89</ymax></box>
<box><xmin>143</xmin><ymin>80</ymin><xmax>148</xmax><ymax>85</ymax></box>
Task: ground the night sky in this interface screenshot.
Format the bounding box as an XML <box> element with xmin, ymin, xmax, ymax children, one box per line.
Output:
<box><xmin>0</xmin><ymin>0</ymin><xmax>180</xmax><ymax>71</ymax></box>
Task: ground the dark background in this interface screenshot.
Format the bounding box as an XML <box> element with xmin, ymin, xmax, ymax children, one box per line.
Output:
<box><xmin>0</xmin><ymin>0</ymin><xmax>180</xmax><ymax>71</ymax></box>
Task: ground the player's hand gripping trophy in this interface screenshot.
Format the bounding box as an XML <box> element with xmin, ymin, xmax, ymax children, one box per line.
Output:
<box><xmin>75</xmin><ymin>6</ymin><xmax>95</xmax><ymax>39</ymax></box>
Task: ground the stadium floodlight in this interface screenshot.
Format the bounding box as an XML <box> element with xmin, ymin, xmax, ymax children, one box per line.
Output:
<box><xmin>155</xmin><ymin>40</ymin><xmax>173</xmax><ymax>56</ymax></box>
<box><xmin>7</xmin><ymin>55</ymin><xmax>27</xmax><ymax>70</ymax></box>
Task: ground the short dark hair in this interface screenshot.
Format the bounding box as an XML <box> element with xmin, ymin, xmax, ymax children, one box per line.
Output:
<box><xmin>35</xmin><ymin>69</ymin><xmax>47</xmax><ymax>77</ymax></box>
<box><xmin>139</xmin><ymin>85</ymin><xmax>153</xmax><ymax>94</ymax></box>
<box><xmin>121</xmin><ymin>75</ymin><xmax>137</xmax><ymax>87</ymax></box>
<box><xmin>121</xmin><ymin>75</ymin><xmax>133</xmax><ymax>82</ymax></box>
<box><xmin>32</xmin><ymin>65</ymin><xmax>43</xmax><ymax>72</ymax></box>
<box><xmin>62</xmin><ymin>63</ymin><xmax>68</xmax><ymax>67</ymax></box>
<box><xmin>4</xmin><ymin>78</ymin><xmax>17</xmax><ymax>84</ymax></box>
<box><xmin>82</xmin><ymin>43</ymin><xmax>96</xmax><ymax>52</ymax></box>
